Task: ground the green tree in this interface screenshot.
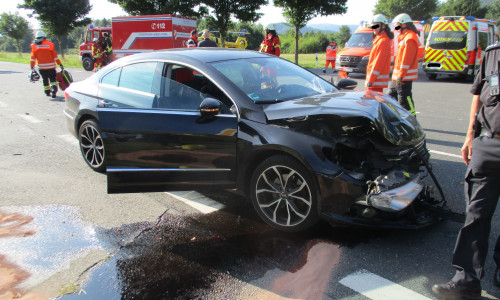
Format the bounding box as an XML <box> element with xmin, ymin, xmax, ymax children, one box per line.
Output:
<box><xmin>486</xmin><ymin>0</ymin><xmax>500</xmax><ymax>23</ymax></box>
<box><xmin>437</xmin><ymin>0</ymin><xmax>487</xmax><ymax>18</ymax></box>
<box><xmin>19</xmin><ymin>0</ymin><xmax>92</xmax><ymax>58</ymax></box>
<box><xmin>274</xmin><ymin>0</ymin><xmax>347</xmax><ymax>64</ymax></box>
<box><xmin>109</xmin><ymin>0</ymin><xmax>207</xmax><ymax>17</ymax></box>
<box><xmin>374</xmin><ymin>0</ymin><xmax>438</xmax><ymax>22</ymax></box>
<box><xmin>333</xmin><ymin>25</ymin><xmax>351</xmax><ymax>49</ymax></box>
<box><xmin>202</xmin><ymin>0</ymin><xmax>267</xmax><ymax>47</ymax></box>
<box><xmin>0</xmin><ymin>12</ymin><xmax>29</xmax><ymax>56</ymax></box>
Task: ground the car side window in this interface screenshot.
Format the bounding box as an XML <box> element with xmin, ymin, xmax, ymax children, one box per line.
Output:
<box><xmin>119</xmin><ymin>62</ymin><xmax>159</xmax><ymax>94</ymax></box>
<box><xmin>156</xmin><ymin>64</ymin><xmax>233</xmax><ymax>113</ymax></box>
<box><xmin>101</xmin><ymin>67</ymin><xmax>121</xmax><ymax>86</ymax></box>
<box><xmin>99</xmin><ymin>62</ymin><xmax>162</xmax><ymax>109</ymax></box>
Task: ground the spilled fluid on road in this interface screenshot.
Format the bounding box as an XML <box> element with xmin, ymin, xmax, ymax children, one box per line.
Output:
<box><xmin>59</xmin><ymin>192</ymin><xmax>393</xmax><ymax>300</ymax></box>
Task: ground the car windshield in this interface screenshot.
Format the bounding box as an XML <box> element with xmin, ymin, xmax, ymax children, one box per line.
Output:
<box><xmin>345</xmin><ymin>32</ymin><xmax>373</xmax><ymax>48</ymax></box>
<box><xmin>210</xmin><ymin>57</ymin><xmax>337</xmax><ymax>103</ymax></box>
<box><xmin>428</xmin><ymin>31</ymin><xmax>467</xmax><ymax>50</ymax></box>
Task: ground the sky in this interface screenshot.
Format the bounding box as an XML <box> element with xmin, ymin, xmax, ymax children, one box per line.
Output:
<box><xmin>1</xmin><ymin>0</ymin><xmax>378</xmax><ymax>29</ymax></box>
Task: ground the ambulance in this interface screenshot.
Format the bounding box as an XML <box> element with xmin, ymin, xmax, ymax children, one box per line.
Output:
<box><xmin>335</xmin><ymin>20</ymin><xmax>426</xmax><ymax>75</ymax></box>
<box><xmin>79</xmin><ymin>14</ymin><xmax>197</xmax><ymax>71</ymax></box>
<box><xmin>423</xmin><ymin>16</ymin><xmax>497</xmax><ymax>80</ymax></box>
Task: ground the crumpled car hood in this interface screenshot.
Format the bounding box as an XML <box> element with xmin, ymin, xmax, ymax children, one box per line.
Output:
<box><xmin>263</xmin><ymin>90</ymin><xmax>425</xmax><ymax>146</ymax></box>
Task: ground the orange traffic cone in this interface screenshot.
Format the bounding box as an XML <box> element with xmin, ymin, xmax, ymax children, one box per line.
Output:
<box><xmin>338</xmin><ymin>66</ymin><xmax>348</xmax><ymax>79</ymax></box>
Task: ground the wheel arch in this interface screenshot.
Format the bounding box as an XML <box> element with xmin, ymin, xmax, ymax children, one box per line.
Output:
<box><xmin>238</xmin><ymin>146</ymin><xmax>319</xmax><ymax>200</ymax></box>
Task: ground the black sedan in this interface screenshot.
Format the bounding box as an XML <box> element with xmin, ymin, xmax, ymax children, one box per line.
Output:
<box><xmin>64</xmin><ymin>48</ymin><xmax>448</xmax><ymax>232</ymax></box>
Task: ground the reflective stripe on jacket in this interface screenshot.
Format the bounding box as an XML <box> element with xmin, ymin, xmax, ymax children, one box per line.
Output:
<box><xmin>259</xmin><ymin>35</ymin><xmax>281</xmax><ymax>56</ymax></box>
<box><xmin>392</xmin><ymin>30</ymin><xmax>419</xmax><ymax>81</ymax></box>
<box><xmin>30</xmin><ymin>40</ymin><xmax>61</xmax><ymax>70</ymax></box>
<box><xmin>326</xmin><ymin>44</ymin><xmax>337</xmax><ymax>61</ymax></box>
<box><xmin>366</xmin><ymin>32</ymin><xmax>391</xmax><ymax>88</ymax></box>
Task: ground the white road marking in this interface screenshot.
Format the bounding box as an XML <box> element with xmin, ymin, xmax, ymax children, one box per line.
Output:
<box><xmin>0</xmin><ymin>101</ymin><xmax>7</xmax><ymax>107</ymax></box>
<box><xmin>58</xmin><ymin>134</ymin><xmax>79</xmax><ymax>146</ymax></box>
<box><xmin>166</xmin><ymin>191</ymin><xmax>225</xmax><ymax>214</ymax></box>
<box><xmin>429</xmin><ymin>149</ymin><xmax>462</xmax><ymax>159</ymax></box>
<box><xmin>17</xmin><ymin>114</ymin><xmax>42</xmax><ymax>124</ymax></box>
<box><xmin>340</xmin><ymin>269</ymin><xmax>431</xmax><ymax>300</ymax></box>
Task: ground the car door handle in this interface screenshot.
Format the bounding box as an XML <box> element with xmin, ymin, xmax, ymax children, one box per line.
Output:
<box><xmin>99</xmin><ymin>99</ymin><xmax>112</xmax><ymax>107</ymax></box>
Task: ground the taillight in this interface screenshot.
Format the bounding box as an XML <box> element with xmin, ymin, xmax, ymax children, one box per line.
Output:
<box><xmin>64</xmin><ymin>91</ymin><xmax>69</xmax><ymax>101</ymax></box>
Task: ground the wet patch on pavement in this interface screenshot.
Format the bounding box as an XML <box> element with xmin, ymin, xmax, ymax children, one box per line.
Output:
<box><xmin>60</xmin><ymin>191</ymin><xmax>396</xmax><ymax>299</ymax></box>
<box><xmin>0</xmin><ymin>205</ymin><xmax>103</xmax><ymax>297</ymax></box>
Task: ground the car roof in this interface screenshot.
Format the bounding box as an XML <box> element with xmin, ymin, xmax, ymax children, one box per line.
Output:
<box><xmin>121</xmin><ymin>48</ymin><xmax>271</xmax><ymax>64</ymax></box>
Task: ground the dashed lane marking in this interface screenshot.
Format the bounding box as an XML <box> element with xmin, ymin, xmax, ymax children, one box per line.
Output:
<box><xmin>166</xmin><ymin>191</ymin><xmax>225</xmax><ymax>214</ymax></box>
<box><xmin>429</xmin><ymin>149</ymin><xmax>462</xmax><ymax>159</ymax></box>
<box><xmin>340</xmin><ymin>269</ymin><xmax>431</xmax><ymax>300</ymax></box>
<box><xmin>17</xmin><ymin>114</ymin><xmax>42</xmax><ymax>124</ymax></box>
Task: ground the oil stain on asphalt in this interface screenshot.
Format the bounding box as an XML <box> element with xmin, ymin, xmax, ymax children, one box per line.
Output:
<box><xmin>59</xmin><ymin>192</ymin><xmax>393</xmax><ymax>300</ymax></box>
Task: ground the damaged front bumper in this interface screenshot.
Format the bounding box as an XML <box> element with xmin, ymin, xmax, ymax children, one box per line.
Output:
<box><xmin>321</xmin><ymin>169</ymin><xmax>465</xmax><ymax>230</ymax></box>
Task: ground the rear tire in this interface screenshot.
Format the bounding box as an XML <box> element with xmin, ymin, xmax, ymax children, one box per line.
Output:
<box><xmin>250</xmin><ymin>155</ymin><xmax>319</xmax><ymax>232</ymax></box>
<box><xmin>78</xmin><ymin>119</ymin><xmax>106</xmax><ymax>173</ymax></box>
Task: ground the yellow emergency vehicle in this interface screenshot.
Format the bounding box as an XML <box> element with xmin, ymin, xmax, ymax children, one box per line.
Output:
<box><xmin>424</xmin><ymin>16</ymin><xmax>497</xmax><ymax>81</ymax></box>
<box><xmin>198</xmin><ymin>30</ymin><xmax>248</xmax><ymax>49</ymax></box>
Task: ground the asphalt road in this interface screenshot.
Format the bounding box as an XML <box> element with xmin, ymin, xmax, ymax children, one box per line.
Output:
<box><xmin>0</xmin><ymin>60</ymin><xmax>499</xmax><ymax>300</ymax></box>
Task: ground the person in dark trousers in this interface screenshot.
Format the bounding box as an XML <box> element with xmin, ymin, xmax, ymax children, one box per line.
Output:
<box><xmin>187</xmin><ymin>29</ymin><xmax>198</xmax><ymax>47</ymax></box>
<box><xmin>432</xmin><ymin>43</ymin><xmax>500</xmax><ymax>300</ymax></box>
<box><xmin>198</xmin><ymin>30</ymin><xmax>218</xmax><ymax>47</ymax></box>
<box><xmin>30</xmin><ymin>30</ymin><xmax>63</xmax><ymax>98</ymax></box>
<box><xmin>102</xmin><ymin>32</ymin><xmax>112</xmax><ymax>65</ymax></box>
<box><xmin>389</xmin><ymin>13</ymin><xmax>419</xmax><ymax>115</ymax></box>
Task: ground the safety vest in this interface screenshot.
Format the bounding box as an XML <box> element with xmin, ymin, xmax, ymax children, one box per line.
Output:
<box><xmin>30</xmin><ymin>40</ymin><xmax>61</xmax><ymax>70</ymax></box>
<box><xmin>326</xmin><ymin>44</ymin><xmax>337</xmax><ymax>61</ymax></box>
<box><xmin>259</xmin><ymin>35</ymin><xmax>281</xmax><ymax>56</ymax></box>
<box><xmin>392</xmin><ymin>30</ymin><xmax>419</xmax><ymax>81</ymax></box>
<box><xmin>92</xmin><ymin>43</ymin><xmax>103</xmax><ymax>59</ymax></box>
<box><xmin>366</xmin><ymin>32</ymin><xmax>391</xmax><ymax>88</ymax></box>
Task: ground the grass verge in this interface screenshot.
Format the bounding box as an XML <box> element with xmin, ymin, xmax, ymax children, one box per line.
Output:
<box><xmin>0</xmin><ymin>51</ymin><xmax>327</xmax><ymax>69</ymax></box>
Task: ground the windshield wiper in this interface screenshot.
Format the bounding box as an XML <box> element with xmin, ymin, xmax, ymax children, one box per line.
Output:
<box><xmin>254</xmin><ymin>99</ymin><xmax>284</xmax><ymax>104</ymax></box>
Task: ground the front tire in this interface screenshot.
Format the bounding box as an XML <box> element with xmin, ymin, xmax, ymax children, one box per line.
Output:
<box><xmin>78</xmin><ymin>119</ymin><xmax>106</xmax><ymax>173</ymax></box>
<box><xmin>250</xmin><ymin>155</ymin><xmax>319</xmax><ymax>232</ymax></box>
<box><xmin>83</xmin><ymin>56</ymin><xmax>94</xmax><ymax>71</ymax></box>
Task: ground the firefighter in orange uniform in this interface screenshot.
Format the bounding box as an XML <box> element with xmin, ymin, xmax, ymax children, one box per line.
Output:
<box><xmin>365</xmin><ymin>14</ymin><xmax>393</xmax><ymax>93</ymax></box>
<box><xmin>323</xmin><ymin>42</ymin><xmax>337</xmax><ymax>73</ymax></box>
<box><xmin>92</xmin><ymin>38</ymin><xmax>104</xmax><ymax>71</ymax></box>
<box><xmin>259</xmin><ymin>25</ymin><xmax>280</xmax><ymax>56</ymax></box>
<box><xmin>389</xmin><ymin>13</ymin><xmax>419</xmax><ymax>115</ymax></box>
<box><xmin>30</xmin><ymin>31</ymin><xmax>63</xmax><ymax>98</ymax></box>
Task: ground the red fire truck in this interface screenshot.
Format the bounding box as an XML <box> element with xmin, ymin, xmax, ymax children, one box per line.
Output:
<box><xmin>79</xmin><ymin>14</ymin><xmax>197</xmax><ymax>71</ymax></box>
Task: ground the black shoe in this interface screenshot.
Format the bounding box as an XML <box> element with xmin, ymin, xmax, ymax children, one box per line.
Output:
<box><xmin>494</xmin><ymin>268</ymin><xmax>500</xmax><ymax>287</ymax></box>
<box><xmin>322</xmin><ymin>68</ymin><xmax>326</xmax><ymax>73</ymax></box>
<box><xmin>51</xmin><ymin>86</ymin><xmax>57</xmax><ymax>98</ymax></box>
<box><xmin>432</xmin><ymin>281</ymin><xmax>481</xmax><ymax>300</ymax></box>
<box><xmin>45</xmin><ymin>91</ymin><xmax>50</xmax><ymax>96</ymax></box>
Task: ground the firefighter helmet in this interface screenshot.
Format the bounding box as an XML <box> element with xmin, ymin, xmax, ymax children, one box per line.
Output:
<box><xmin>35</xmin><ymin>31</ymin><xmax>46</xmax><ymax>39</ymax></box>
<box><xmin>28</xmin><ymin>69</ymin><xmax>40</xmax><ymax>82</ymax></box>
<box><xmin>393</xmin><ymin>13</ymin><xmax>413</xmax><ymax>24</ymax></box>
<box><xmin>34</xmin><ymin>30</ymin><xmax>46</xmax><ymax>43</ymax></box>
<box><xmin>264</xmin><ymin>24</ymin><xmax>276</xmax><ymax>31</ymax></box>
<box><xmin>371</xmin><ymin>14</ymin><xmax>388</xmax><ymax>25</ymax></box>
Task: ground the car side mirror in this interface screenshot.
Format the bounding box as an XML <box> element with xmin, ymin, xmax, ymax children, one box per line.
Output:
<box><xmin>336</xmin><ymin>78</ymin><xmax>358</xmax><ymax>90</ymax></box>
<box><xmin>200</xmin><ymin>98</ymin><xmax>221</xmax><ymax>118</ymax></box>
